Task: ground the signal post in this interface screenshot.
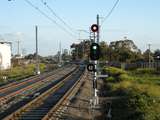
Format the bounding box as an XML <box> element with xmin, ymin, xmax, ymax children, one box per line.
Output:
<box><xmin>89</xmin><ymin>24</ymin><xmax>100</xmax><ymax>107</ymax></box>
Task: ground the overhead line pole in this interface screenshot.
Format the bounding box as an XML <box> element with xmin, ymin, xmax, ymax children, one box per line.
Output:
<box><xmin>97</xmin><ymin>14</ymin><xmax>100</xmax><ymax>44</ymax></box>
<box><xmin>35</xmin><ymin>25</ymin><xmax>40</xmax><ymax>75</ymax></box>
<box><xmin>59</xmin><ymin>41</ymin><xmax>62</xmax><ymax>66</ymax></box>
<box><xmin>17</xmin><ymin>40</ymin><xmax>20</xmax><ymax>55</ymax></box>
<box><xmin>148</xmin><ymin>44</ymin><xmax>151</xmax><ymax>68</ymax></box>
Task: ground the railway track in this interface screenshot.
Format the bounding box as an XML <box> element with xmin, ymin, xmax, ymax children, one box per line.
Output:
<box><xmin>43</xmin><ymin>69</ymin><xmax>88</xmax><ymax>120</ymax></box>
<box><xmin>0</xmin><ymin>65</ymin><xmax>75</xmax><ymax>99</ymax></box>
<box><xmin>0</xmin><ymin>65</ymin><xmax>69</xmax><ymax>96</ymax></box>
<box><xmin>3</xmin><ymin>66</ymin><xmax>86</xmax><ymax>120</ymax></box>
<box><xmin>0</xmin><ymin>65</ymin><xmax>77</xmax><ymax>119</ymax></box>
<box><xmin>0</xmin><ymin>67</ymin><xmax>74</xmax><ymax>106</ymax></box>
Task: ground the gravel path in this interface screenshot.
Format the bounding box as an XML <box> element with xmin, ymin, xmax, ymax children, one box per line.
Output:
<box><xmin>61</xmin><ymin>72</ymin><xmax>102</xmax><ymax>120</ymax></box>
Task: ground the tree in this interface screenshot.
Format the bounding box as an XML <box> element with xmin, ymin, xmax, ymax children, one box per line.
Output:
<box><xmin>143</xmin><ymin>49</ymin><xmax>154</xmax><ymax>62</ymax></box>
<box><xmin>25</xmin><ymin>54</ymin><xmax>35</xmax><ymax>59</ymax></box>
<box><xmin>109</xmin><ymin>39</ymin><xmax>140</xmax><ymax>53</ymax></box>
<box><xmin>62</xmin><ymin>49</ymin><xmax>71</xmax><ymax>61</ymax></box>
<box><xmin>70</xmin><ymin>40</ymin><xmax>91</xmax><ymax>60</ymax></box>
<box><xmin>109</xmin><ymin>39</ymin><xmax>141</xmax><ymax>63</ymax></box>
<box><xmin>99</xmin><ymin>41</ymin><xmax>109</xmax><ymax>60</ymax></box>
<box><xmin>153</xmin><ymin>49</ymin><xmax>160</xmax><ymax>61</ymax></box>
<box><xmin>70</xmin><ymin>38</ymin><xmax>145</xmax><ymax>63</ymax></box>
<box><xmin>118</xmin><ymin>48</ymin><xmax>132</xmax><ymax>62</ymax></box>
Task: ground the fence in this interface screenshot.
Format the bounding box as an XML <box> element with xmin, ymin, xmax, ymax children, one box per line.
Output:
<box><xmin>107</xmin><ymin>62</ymin><xmax>160</xmax><ymax>70</ymax></box>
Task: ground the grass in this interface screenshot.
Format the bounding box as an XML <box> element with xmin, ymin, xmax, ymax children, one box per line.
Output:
<box><xmin>0</xmin><ymin>63</ymin><xmax>46</xmax><ymax>85</ymax></box>
<box><xmin>103</xmin><ymin>67</ymin><xmax>160</xmax><ymax>120</ymax></box>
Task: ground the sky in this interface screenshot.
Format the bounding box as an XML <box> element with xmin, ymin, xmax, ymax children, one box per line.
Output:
<box><xmin>0</xmin><ymin>0</ymin><xmax>160</xmax><ymax>56</ymax></box>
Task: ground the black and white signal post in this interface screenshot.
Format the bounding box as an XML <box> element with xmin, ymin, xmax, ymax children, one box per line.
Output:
<box><xmin>90</xmin><ymin>23</ymin><xmax>100</xmax><ymax>106</ymax></box>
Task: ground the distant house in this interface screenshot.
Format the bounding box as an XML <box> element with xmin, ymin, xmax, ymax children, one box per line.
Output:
<box><xmin>11</xmin><ymin>54</ymin><xmax>32</xmax><ymax>67</ymax></box>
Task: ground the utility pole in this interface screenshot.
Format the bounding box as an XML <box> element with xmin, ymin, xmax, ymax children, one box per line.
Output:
<box><xmin>35</xmin><ymin>25</ymin><xmax>40</xmax><ymax>75</ymax></box>
<box><xmin>97</xmin><ymin>14</ymin><xmax>100</xmax><ymax>44</ymax></box>
<box><xmin>59</xmin><ymin>41</ymin><xmax>62</xmax><ymax>65</ymax></box>
<box><xmin>148</xmin><ymin>44</ymin><xmax>151</xmax><ymax>68</ymax></box>
<box><xmin>17</xmin><ymin>40</ymin><xmax>20</xmax><ymax>55</ymax></box>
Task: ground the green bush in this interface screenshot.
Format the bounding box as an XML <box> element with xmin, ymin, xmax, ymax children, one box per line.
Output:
<box><xmin>106</xmin><ymin>76</ymin><xmax>115</xmax><ymax>82</ymax></box>
<box><xmin>109</xmin><ymin>87</ymin><xmax>160</xmax><ymax>120</ymax></box>
<box><xmin>0</xmin><ymin>63</ymin><xmax>47</xmax><ymax>84</ymax></box>
<box><xmin>127</xmin><ymin>90</ymin><xmax>160</xmax><ymax>120</ymax></box>
<box><xmin>104</xmin><ymin>67</ymin><xmax>126</xmax><ymax>76</ymax></box>
<box><xmin>39</xmin><ymin>63</ymin><xmax>46</xmax><ymax>72</ymax></box>
<box><xmin>135</xmin><ymin>68</ymin><xmax>157</xmax><ymax>74</ymax></box>
<box><xmin>119</xmin><ymin>73</ymin><xmax>132</xmax><ymax>81</ymax></box>
<box><xmin>104</xmin><ymin>67</ymin><xmax>129</xmax><ymax>82</ymax></box>
<box><xmin>103</xmin><ymin>66</ymin><xmax>160</xmax><ymax>120</ymax></box>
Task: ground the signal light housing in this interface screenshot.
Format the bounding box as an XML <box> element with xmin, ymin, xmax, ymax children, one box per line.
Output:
<box><xmin>91</xmin><ymin>24</ymin><xmax>98</xmax><ymax>32</ymax></box>
<box><xmin>90</xmin><ymin>43</ymin><xmax>100</xmax><ymax>60</ymax></box>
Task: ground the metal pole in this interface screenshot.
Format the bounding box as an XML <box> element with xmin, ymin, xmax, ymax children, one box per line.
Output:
<box><xmin>93</xmin><ymin>30</ymin><xmax>98</xmax><ymax>106</ymax></box>
<box><xmin>59</xmin><ymin>41</ymin><xmax>62</xmax><ymax>65</ymax></box>
<box><xmin>16</xmin><ymin>40</ymin><xmax>20</xmax><ymax>55</ymax></box>
<box><xmin>36</xmin><ymin>25</ymin><xmax>40</xmax><ymax>75</ymax></box>
<box><xmin>97</xmin><ymin>14</ymin><xmax>100</xmax><ymax>44</ymax></box>
<box><xmin>148</xmin><ymin>44</ymin><xmax>151</xmax><ymax>68</ymax></box>
<box><xmin>18</xmin><ymin>41</ymin><xmax>20</xmax><ymax>55</ymax></box>
<box><xmin>82</xmin><ymin>40</ymin><xmax>84</xmax><ymax>59</ymax></box>
<box><xmin>95</xmin><ymin>14</ymin><xmax>100</xmax><ymax>105</ymax></box>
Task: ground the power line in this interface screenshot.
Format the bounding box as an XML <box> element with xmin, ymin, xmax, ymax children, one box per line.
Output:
<box><xmin>24</xmin><ymin>0</ymin><xmax>76</xmax><ymax>38</ymax></box>
<box><xmin>101</xmin><ymin>0</ymin><xmax>120</xmax><ymax>25</ymax></box>
<box><xmin>41</xmin><ymin>0</ymin><xmax>75</xmax><ymax>34</ymax></box>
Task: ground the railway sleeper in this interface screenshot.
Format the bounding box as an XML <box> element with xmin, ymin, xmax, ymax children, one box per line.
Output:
<box><xmin>3</xmin><ymin>67</ymin><xmax>81</xmax><ymax>120</ymax></box>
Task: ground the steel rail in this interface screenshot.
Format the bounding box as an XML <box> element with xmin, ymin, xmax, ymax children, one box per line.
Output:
<box><xmin>0</xmin><ymin>66</ymin><xmax>76</xmax><ymax>106</ymax></box>
<box><xmin>3</xmin><ymin>67</ymin><xmax>80</xmax><ymax>120</ymax></box>
<box><xmin>42</xmin><ymin>69</ymin><xmax>87</xmax><ymax>120</ymax></box>
<box><xmin>0</xmin><ymin>67</ymin><xmax>65</xmax><ymax>94</ymax></box>
<box><xmin>0</xmin><ymin>64</ymin><xmax>73</xmax><ymax>93</ymax></box>
<box><xmin>0</xmin><ymin>66</ymin><xmax>75</xmax><ymax>107</ymax></box>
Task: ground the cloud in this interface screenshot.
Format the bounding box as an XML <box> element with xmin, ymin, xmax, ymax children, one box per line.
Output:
<box><xmin>1</xmin><ymin>32</ymin><xmax>25</xmax><ymax>42</ymax></box>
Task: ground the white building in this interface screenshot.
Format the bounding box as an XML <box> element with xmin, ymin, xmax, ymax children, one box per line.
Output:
<box><xmin>0</xmin><ymin>42</ymin><xmax>12</xmax><ymax>70</ymax></box>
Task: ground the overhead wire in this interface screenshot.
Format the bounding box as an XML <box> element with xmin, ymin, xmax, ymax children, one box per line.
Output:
<box><xmin>24</xmin><ymin>0</ymin><xmax>76</xmax><ymax>38</ymax></box>
<box><xmin>101</xmin><ymin>0</ymin><xmax>120</xmax><ymax>25</ymax></box>
<box><xmin>41</xmin><ymin>0</ymin><xmax>75</xmax><ymax>34</ymax></box>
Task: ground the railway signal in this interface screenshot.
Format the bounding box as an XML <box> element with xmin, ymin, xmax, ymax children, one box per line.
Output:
<box><xmin>91</xmin><ymin>24</ymin><xmax>99</xmax><ymax>32</ymax></box>
<box><xmin>90</xmin><ymin>43</ymin><xmax>100</xmax><ymax>60</ymax></box>
<box><xmin>89</xmin><ymin>23</ymin><xmax>100</xmax><ymax>107</ymax></box>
